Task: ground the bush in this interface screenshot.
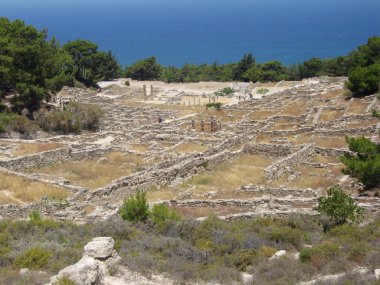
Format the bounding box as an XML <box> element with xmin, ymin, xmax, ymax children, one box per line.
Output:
<box><xmin>13</xmin><ymin>247</ymin><xmax>53</xmax><ymax>270</ymax></box>
<box><xmin>257</xmin><ymin>88</ymin><xmax>269</xmax><ymax>95</ymax></box>
<box><xmin>125</xmin><ymin>80</ymin><xmax>130</xmax><ymax>86</ymax></box>
<box><xmin>346</xmin><ymin>63</ymin><xmax>380</xmax><ymax>96</ymax></box>
<box><xmin>34</xmin><ymin>102</ymin><xmax>104</xmax><ymax>134</ymax></box>
<box><xmin>0</xmin><ymin>112</ymin><xmax>38</xmax><ymax>136</ymax></box>
<box><xmin>119</xmin><ymin>190</ymin><xmax>149</xmax><ymax>223</ymax></box>
<box><xmin>29</xmin><ymin>210</ymin><xmax>42</xmax><ymax>223</ymax></box>
<box><xmin>206</xmin><ymin>102</ymin><xmax>222</xmax><ymax>110</ymax></box>
<box><xmin>340</xmin><ymin>136</ymin><xmax>380</xmax><ymax>189</ymax></box>
<box><xmin>151</xmin><ymin>203</ymin><xmax>180</xmax><ymax>226</ymax></box>
<box><xmin>300</xmin><ymin>242</ymin><xmax>341</xmax><ymax>268</ymax></box>
<box><xmin>215</xmin><ymin>87</ymin><xmax>235</xmax><ymax>96</ymax></box>
<box><xmin>317</xmin><ymin>186</ymin><xmax>364</xmax><ymax>230</ymax></box>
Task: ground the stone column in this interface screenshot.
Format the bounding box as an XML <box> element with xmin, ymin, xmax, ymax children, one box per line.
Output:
<box><xmin>150</xmin><ymin>85</ymin><xmax>154</xmax><ymax>96</ymax></box>
<box><xmin>143</xmin><ymin>85</ymin><xmax>147</xmax><ymax>98</ymax></box>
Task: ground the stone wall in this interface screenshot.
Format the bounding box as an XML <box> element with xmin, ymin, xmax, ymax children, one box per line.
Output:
<box><xmin>265</xmin><ymin>144</ymin><xmax>315</xmax><ymax>180</ymax></box>
<box><xmin>0</xmin><ymin>147</ymin><xmax>112</xmax><ymax>171</ymax></box>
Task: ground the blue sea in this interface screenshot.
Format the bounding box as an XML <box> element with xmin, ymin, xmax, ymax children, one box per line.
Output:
<box><xmin>1</xmin><ymin>0</ymin><xmax>379</xmax><ymax>67</ymax></box>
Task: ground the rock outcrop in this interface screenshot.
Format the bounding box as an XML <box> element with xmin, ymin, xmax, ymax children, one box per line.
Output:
<box><xmin>48</xmin><ymin>237</ymin><xmax>120</xmax><ymax>285</ymax></box>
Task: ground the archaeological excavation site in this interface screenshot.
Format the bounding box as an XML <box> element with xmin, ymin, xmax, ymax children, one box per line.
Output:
<box><xmin>1</xmin><ymin>77</ymin><xmax>379</xmax><ymax>223</ymax></box>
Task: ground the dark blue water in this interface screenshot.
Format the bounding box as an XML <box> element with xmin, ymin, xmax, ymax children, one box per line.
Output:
<box><xmin>1</xmin><ymin>0</ymin><xmax>379</xmax><ymax>67</ymax></box>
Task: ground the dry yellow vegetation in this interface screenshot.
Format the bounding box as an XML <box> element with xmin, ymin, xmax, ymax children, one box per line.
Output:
<box><xmin>0</xmin><ymin>172</ymin><xmax>69</xmax><ymax>204</ymax></box>
<box><xmin>12</xmin><ymin>142</ymin><xmax>63</xmax><ymax>156</ymax></box>
<box><xmin>181</xmin><ymin>154</ymin><xmax>274</xmax><ymax>196</ymax></box>
<box><xmin>175</xmin><ymin>142</ymin><xmax>209</xmax><ymax>153</ymax></box>
<box><xmin>27</xmin><ymin>152</ymin><xmax>146</xmax><ymax>190</ymax></box>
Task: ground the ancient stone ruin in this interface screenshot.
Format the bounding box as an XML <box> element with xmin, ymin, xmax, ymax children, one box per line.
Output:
<box><xmin>0</xmin><ymin>77</ymin><xmax>379</xmax><ymax>222</ymax></box>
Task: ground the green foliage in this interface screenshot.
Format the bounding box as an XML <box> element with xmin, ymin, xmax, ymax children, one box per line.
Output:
<box><xmin>126</xmin><ymin>57</ymin><xmax>162</xmax><ymax>81</ymax></box>
<box><xmin>215</xmin><ymin>87</ymin><xmax>235</xmax><ymax>96</ymax></box>
<box><xmin>340</xmin><ymin>136</ymin><xmax>380</xmax><ymax>188</ymax></box>
<box><xmin>233</xmin><ymin>53</ymin><xmax>255</xmax><ymax>81</ymax></box>
<box><xmin>29</xmin><ymin>210</ymin><xmax>42</xmax><ymax>223</ymax></box>
<box><xmin>298</xmin><ymin>57</ymin><xmax>323</xmax><ymax>78</ymax></box>
<box><xmin>257</xmin><ymin>88</ymin><xmax>269</xmax><ymax>95</ymax></box>
<box><xmin>0</xmin><ymin>112</ymin><xmax>38</xmax><ymax>136</ymax></box>
<box><xmin>206</xmin><ymin>102</ymin><xmax>222</xmax><ymax>110</ymax></box>
<box><xmin>0</xmin><ymin>18</ymin><xmax>75</xmax><ymax>113</ymax></box>
<box><xmin>13</xmin><ymin>247</ymin><xmax>53</xmax><ymax>270</ymax></box>
<box><xmin>125</xmin><ymin>80</ymin><xmax>130</xmax><ymax>86</ymax></box>
<box><xmin>63</xmin><ymin>40</ymin><xmax>120</xmax><ymax>86</ymax></box>
<box><xmin>372</xmin><ymin>109</ymin><xmax>380</xmax><ymax>118</ymax></box>
<box><xmin>151</xmin><ymin>203</ymin><xmax>180</xmax><ymax>226</ymax></box>
<box><xmin>346</xmin><ymin>63</ymin><xmax>380</xmax><ymax>96</ymax></box>
<box><xmin>317</xmin><ymin>186</ymin><xmax>364</xmax><ymax>229</ymax></box>
<box><xmin>34</xmin><ymin>102</ymin><xmax>104</xmax><ymax>134</ymax></box>
<box><xmin>299</xmin><ymin>241</ymin><xmax>341</xmax><ymax>269</ymax></box>
<box><xmin>119</xmin><ymin>190</ymin><xmax>149</xmax><ymax>223</ymax></box>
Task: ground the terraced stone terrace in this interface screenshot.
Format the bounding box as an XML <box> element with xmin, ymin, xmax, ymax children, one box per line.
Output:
<box><xmin>0</xmin><ymin>77</ymin><xmax>379</xmax><ymax>222</ymax></box>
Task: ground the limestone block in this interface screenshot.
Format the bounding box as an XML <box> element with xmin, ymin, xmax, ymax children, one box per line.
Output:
<box><xmin>84</xmin><ymin>237</ymin><xmax>115</xmax><ymax>260</ymax></box>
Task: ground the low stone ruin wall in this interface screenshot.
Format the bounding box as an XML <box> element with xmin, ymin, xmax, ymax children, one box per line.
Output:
<box><xmin>265</xmin><ymin>144</ymin><xmax>315</xmax><ymax>180</ymax></box>
<box><xmin>0</xmin><ymin>147</ymin><xmax>112</xmax><ymax>171</ymax></box>
<box><xmin>244</xmin><ymin>143</ymin><xmax>293</xmax><ymax>157</ymax></box>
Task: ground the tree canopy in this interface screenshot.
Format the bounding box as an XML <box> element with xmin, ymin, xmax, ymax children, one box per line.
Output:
<box><xmin>0</xmin><ymin>18</ymin><xmax>121</xmax><ymax>115</ymax></box>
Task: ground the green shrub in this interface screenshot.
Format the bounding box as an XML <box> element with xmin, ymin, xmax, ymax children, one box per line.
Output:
<box><xmin>227</xmin><ymin>249</ymin><xmax>257</xmax><ymax>270</ymax></box>
<box><xmin>215</xmin><ymin>87</ymin><xmax>235</xmax><ymax>96</ymax></box>
<box><xmin>206</xmin><ymin>102</ymin><xmax>222</xmax><ymax>110</ymax></box>
<box><xmin>346</xmin><ymin>63</ymin><xmax>380</xmax><ymax>96</ymax></box>
<box><xmin>29</xmin><ymin>210</ymin><xmax>42</xmax><ymax>223</ymax></box>
<box><xmin>340</xmin><ymin>136</ymin><xmax>380</xmax><ymax>189</ymax></box>
<box><xmin>151</xmin><ymin>203</ymin><xmax>180</xmax><ymax>225</ymax></box>
<box><xmin>317</xmin><ymin>186</ymin><xmax>364</xmax><ymax>230</ymax></box>
<box><xmin>119</xmin><ymin>190</ymin><xmax>149</xmax><ymax>223</ymax></box>
<box><xmin>257</xmin><ymin>88</ymin><xmax>269</xmax><ymax>95</ymax></box>
<box><xmin>34</xmin><ymin>102</ymin><xmax>104</xmax><ymax>134</ymax></box>
<box><xmin>0</xmin><ymin>112</ymin><xmax>37</xmax><ymax>135</ymax></box>
<box><xmin>372</xmin><ymin>109</ymin><xmax>380</xmax><ymax>118</ymax></box>
<box><xmin>13</xmin><ymin>247</ymin><xmax>53</xmax><ymax>270</ymax></box>
<box><xmin>125</xmin><ymin>81</ymin><xmax>130</xmax><ymax>86</ymax></box>
<box><xmin>300</xmin><ymin>242</ymin><xmax>341</xmax><ymax>268</ymax></box>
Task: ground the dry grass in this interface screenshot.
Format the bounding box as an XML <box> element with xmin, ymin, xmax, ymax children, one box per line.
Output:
<box><xmin>319</xmin><ymin>109</ymin><xmax>344</xmax><ymax>122</ymax></box>
<box><xmin>280</xmin><ymin>100</ymin><xmax>307</xmax><ymax>116</ymax></box>
<box><xmin>315</xmin><ymin>136</ymin><xmax>347</xmax><ymax>149</ymax></box>
<box><xmin>270</xmin><ymin>123</ymin><xmax>300</xmax><ymax>131</ymax></box>
<box><xmin>146</xmin><ymin>187</ymin><xmax>176</xmax><ymax>202</ymax></box>
<box><xmin>287</xmin><ymin>165</ymin><xmax>341</xmax><ymax>189</ymax></box>
<box><xmin>347</xmin><ymin>100</ymin><xmax>369</xmax><ymax>115</ymax></box>
<box><xmin>321</xmin><ymin>89</ymin><xmax>344</xmax><ymax>100</ymax></box>
<box><xmin>126</xmin><ymin>144</ymin><xmax>149</xmax><ymax>152</ymax></box>
<box><xmin>175</xmin><ymin>143</ymin><xmax>209</xmax><ymax>153</ymax></box>
<box><xmin>0</xmin><ymin>172</ymin><xmax>69</xmax><ymax>204</ymax></box>
<box><xmin>180</xmin><ymin>155</ymin><xmax>275</xmax><ymax>195</ymax></box>
<box><xmin>345</xmin><ymin>119</ymin><xmax>379</xmax><ymax>128</ymax></box>
<box><xmin>255</xmin><ymin>133</ymin><xmax>273</xmax><ymax>144</ymax></box>
<box><xmin>12</xmin><ymin>142</ymin><xmax>63</xmax><ymax>157</ymax></box>
<box><xmin>289</xmin><ymin>133</ymin><xmax>313</xmax><ymax>145</ymax></box>
<box><xmin>313</xmin><ymin>155</ymin><xmax>340</xmax><ymax>164</ymax></box>
<box><xmin>249</xmin><ymin>110</ymin><xmax>278</xmax><ymax>120</ymax></box>
<box><xmin>28</xmin><ymin>152</ymin><xmax>146</xmax><ymax>190</ymax></box>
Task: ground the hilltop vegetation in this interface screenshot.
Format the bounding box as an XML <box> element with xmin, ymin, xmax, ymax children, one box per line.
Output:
<box><xmin>0</xmin><ymin>18</ymin><xmax>120</xmax><ymax>115</ymax></box>
<box><xmin>126</xmin><ymin>38</ymin><xmax>380</xmax><ymax>97</ymax></box>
